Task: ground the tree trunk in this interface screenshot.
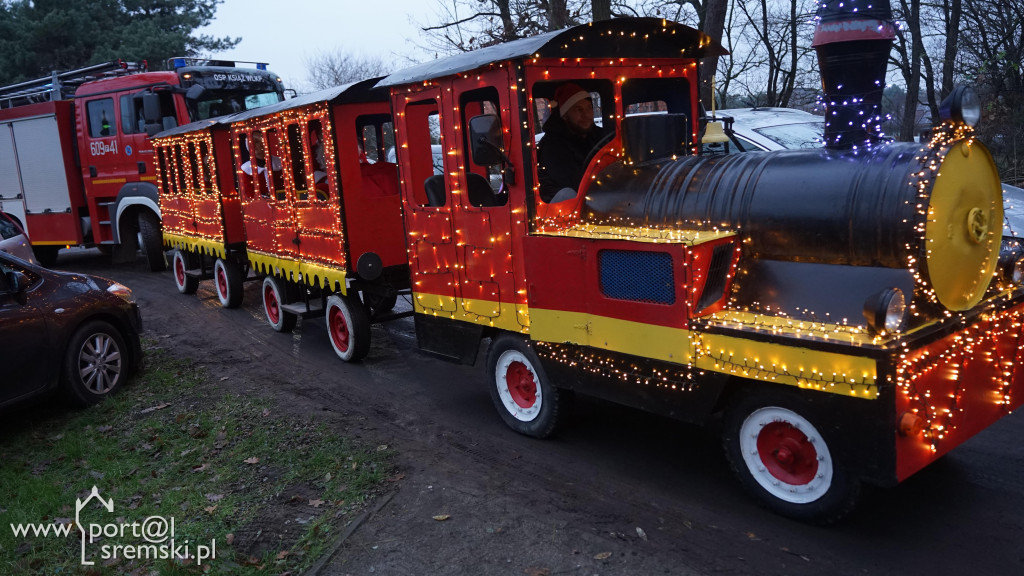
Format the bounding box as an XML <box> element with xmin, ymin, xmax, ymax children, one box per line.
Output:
<box><xmin>901</xmin><ymin>0</ymin><xmax>923</xmax><ymax>141</ymax></box>
<box><xmin>592</xmin><ymin>0</ymin><xmax>611</xmax><ymax>21</ymax></box>
<box><xmin>699</xmin><ymin>0</ymin><xmax>728</xmax><ymax>108</ymax></box>
<box><xmin>548</xmin><ymin>0</ymin><xmax>570</xmax><ymax>30</ymax></box>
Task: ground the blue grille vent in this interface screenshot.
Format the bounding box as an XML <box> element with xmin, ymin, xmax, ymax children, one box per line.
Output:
<box><xmin>599</xmin><ymin>250</ymin><xmax>675</xmax><ymax>304</ymax></box>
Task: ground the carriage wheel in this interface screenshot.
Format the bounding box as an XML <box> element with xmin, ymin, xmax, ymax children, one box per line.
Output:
<box><xmin>213</xmin><ymin>258</ymin><xmax>243</xmax><ymax>308</ymax></box>
<box><xmin>325</xmin><ymin>293</ymin><xmax>370</xmax><ymax>362</ymax></box>
<box><xmin>172</xmin><ymin>250</ymin><xmax>199</xmax><ymax>295</ymax></box>
<box><xmin>486</xmin><ymin>334</ymin><xmax>565</xmax><ymax>438</ymax></box>
<box><xmin>723</xmin><ymin>391</ymin><xmax>859</xmax><ymax>524</ymax></box>
<box><xmin>262</xmin><ymin>276</ymin><xmax>297</xmax><ymax>333</ymax></box>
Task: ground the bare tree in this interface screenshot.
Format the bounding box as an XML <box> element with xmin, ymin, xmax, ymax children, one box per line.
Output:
<box><xmin>304</xmin><ymin>51</ymin><xmax>392</xmax><ymax>91</ymax></box>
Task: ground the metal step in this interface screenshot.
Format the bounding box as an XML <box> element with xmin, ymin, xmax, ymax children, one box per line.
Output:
<box><xmin>280</xmin><ymin>301</ymin><xmax>324</xmax><ymax>318</ymax></box>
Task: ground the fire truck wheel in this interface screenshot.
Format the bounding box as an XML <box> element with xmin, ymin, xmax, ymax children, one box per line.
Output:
<box><xmin>325</xmin><ymin>294</ymin><xmax>370</xmax><ymax>362</ymax></box>
<box><xmin>263</xmin><ymin>276</ymin><xmax>297</xmax><ymax>333</ymax></box>
<box><xmin>62</xmin><ymin>320</ymin><xmax>128</xmax><ymax>406</ymax></box>
<box><xmin>172</xmin><ymin>250</ymin><xmax>199</xmax><ymax>295</ymax></box>
<box><xmin>486</xmin><ymin>335</ymin><xmax>564</xmax><ymax>438</ymax></box>
<box><xmin>139</xmin><ymin>211</ymin><xmax>167</xmax><ymax>272</ymax></box>
<box><xmin>723</xmin><ymin>392</ymin><xmax>860</xmax><ymax>524</ymax></box>
<box><xmin>33</xmin><ymin>246</ymin><xmax>60</xmax><ymax>268</ymax></box>
<box><xmin>213</xmin><ymin>258</ymin><xmax>244</xmax><ymax>308</ymax></box>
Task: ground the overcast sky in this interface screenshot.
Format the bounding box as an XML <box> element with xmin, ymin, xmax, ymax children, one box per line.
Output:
<box><xmin>199</xmin><ymin>0</ymin><xmax>440</xmax><ymax>91</ymax></box>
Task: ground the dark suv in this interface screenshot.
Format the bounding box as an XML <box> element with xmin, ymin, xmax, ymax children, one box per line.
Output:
<box><xmin>0</xmin><ymin>252</ymin><xmax>143</xmax><ymax>407</ymax></box>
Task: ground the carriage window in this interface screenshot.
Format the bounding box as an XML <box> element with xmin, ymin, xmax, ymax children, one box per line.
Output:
<box><xmin>157</xmin><ymin>148</ymin><xmax>173</xmax><ymax>195</ymax></box>
<box><xmin>187</xmin><ymin>141</ymin><xmax>201</xmax><ymax>193</ymax></box>
<box><xmin>286</xmin><ymin>123</ymin><xmax>309</xmax><ymax>200</ymax></box>
<box><xmin>264</xmin><ymin>128</ymin><xmax>286</xmax><ymax>200</ymax></box>
<box><xmin>406</xmin><ymin>100</ymin><xmax>444</xmax><ymax>207</ymax></box>
<box><xmin>199</xmin><ymin>140</ymin><xmax>215</xmax><ymax>193</ymax></box>
<box><xmin>623</xmin><ymin>78</ymin><xmax>691</xmax><ymax>122</ymax></box>
<box><xmin>460</xmin><ymin>87</ymin><xmax>507</xmax><ymax>208</ymax></box>
<box><xmin>174</xmin><ymin>144</ymin><xmax>188</xmax><ymax>195</ymax></box>
<box><xmin>358</xmin><ymin>114</ymin><xmax>395</xmax><ymax>164</ymax></box>
<box><xmin>308</xmin><ymin>119</ymin><xmax>332</xmax><ymax>200</ymax></box>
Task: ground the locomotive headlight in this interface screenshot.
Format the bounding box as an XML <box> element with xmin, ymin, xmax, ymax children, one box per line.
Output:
<box><xmin>938</xmin><ymin>86</ymin><xmax>981</xmax><ymax>127</ymax></box>
<box><xmin>863</xmin><ymin>288</ymin><xmax>907</xmax><ymax>335</ymax></box>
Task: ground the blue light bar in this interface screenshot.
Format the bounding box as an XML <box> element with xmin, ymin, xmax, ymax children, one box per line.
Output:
<box><xmin>172</xmin><ymin>58</ymin><xmax>187</xmax><ymax>68</ymax></box>
<box><xmin>257</xmin><ymin>63</ymin><xmax>267</xmax><ymax>70</ymax></box>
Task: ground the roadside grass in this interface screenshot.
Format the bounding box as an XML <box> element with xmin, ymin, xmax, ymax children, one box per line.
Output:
<box><xmin>0</xmin><ymin>342</ymin><xmax>394</xmax><ymax>575</ymax></box>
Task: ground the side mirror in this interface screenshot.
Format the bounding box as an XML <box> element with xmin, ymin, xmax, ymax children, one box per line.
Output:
<box><xmin>185</xmin><ymin>84</ymin><xmax>207</xmax><ymax>102</ymax></box>
<box><xmin>622</xmin><ymin>113</ymin><xmax>691</xmax><ymax>165</ymax></box>
<box><xmin>2</xmin><ymin>270</ymin><xmax>24</xmax><ymax>294</ymax></box>
<box><xmin>468</xmin><ymin>114</ymin><xmax>503</xmax><ymax>166</ymax></box>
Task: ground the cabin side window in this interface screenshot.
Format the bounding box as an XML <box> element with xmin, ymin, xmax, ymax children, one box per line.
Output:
<box><xmin>406</xmin><ymin>100</ymin><xmax>444</xmax><ymax>208</ymax></box>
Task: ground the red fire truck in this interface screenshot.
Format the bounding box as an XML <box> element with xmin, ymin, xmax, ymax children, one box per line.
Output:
<box><xmin>0</xmin><ymin>58</ymin><xmax>286</xmax><ymax>269</ymax></box>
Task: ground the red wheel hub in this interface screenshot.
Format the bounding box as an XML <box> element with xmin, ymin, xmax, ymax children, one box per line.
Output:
<box><xmin>175</xmin><ymin>257</ymin><xmax>186</xmax><ymax>285</ymax></box>
<box><xmin>217</xmin><ymin>267</ymin><xmax>228</xmax><ymax>298</ymax></box>
<box><xmin>265</xmin><ymin>285</ymin><xmax>280</xmax><ymax>323</ymax></box>
<box><xmin>329</xmin><ymin>307</ymin><xmax>350</xmax><ymax>352</ymax></box>
<box><xmin>756</xmin><ymin>421</ymin><xmax>818</xmax><ymax>485</ymax></box>
<box><xmin>505</xmin><ymin>361</ymin><xmax>537</xmax><ymax>409</ymax></box>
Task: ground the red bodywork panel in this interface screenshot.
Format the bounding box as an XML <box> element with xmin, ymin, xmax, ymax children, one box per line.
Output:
<box><xmin>0</xmin><ymin>102</ymin><xmax>87</xmax><ymax>245</ymax></box>
<box><xmin>894</xmin><ymin>301</ymin><xmax>1024</xmax><ymax>480</ymax></box>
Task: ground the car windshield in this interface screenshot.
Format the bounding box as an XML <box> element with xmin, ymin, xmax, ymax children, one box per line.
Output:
<box><xmin>756</xmin><ymin>122</ymin><xmax>825</xmax><ymax>149</ymax></box>
<box><xmin>193</xmin><ymin>92</ymin><xmax>282</xmax><ymax>120</ymax></box>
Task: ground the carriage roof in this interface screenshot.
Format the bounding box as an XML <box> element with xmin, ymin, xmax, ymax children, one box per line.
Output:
<box><xmin>377</xmin><ymin>17</ymin><xmax>727</xmax><ymax>88</ymax></box>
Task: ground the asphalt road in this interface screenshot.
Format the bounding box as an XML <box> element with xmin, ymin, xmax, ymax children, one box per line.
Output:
<box><xmin>58</xmin><ymin>249</ymin><xmax>1024</xmax><ymax>576</ymax></box>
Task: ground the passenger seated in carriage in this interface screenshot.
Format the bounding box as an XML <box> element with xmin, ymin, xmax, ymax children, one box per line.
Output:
<box><xmin>240</xmin><ymin>130</ymin><xmax>283</xmax><ymax>199</ymax></box>
<box><xmin>537</xmin><ymin>82</ymin><xmax>608</xmax><ymax>203</ymax></box>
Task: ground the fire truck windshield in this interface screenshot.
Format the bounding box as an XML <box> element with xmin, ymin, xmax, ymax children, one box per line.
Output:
<box><xmin>193</xmin><ymin>92</ymin><xmax>282</xmax><ymax>120</ymax></box>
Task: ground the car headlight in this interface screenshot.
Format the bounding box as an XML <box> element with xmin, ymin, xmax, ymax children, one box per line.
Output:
<box><xmin>863</xmin><ymin>288</ymin><xmax>907</xmax><ymax>335</ymax></box>
<box><xmin>107</xmin><ymin>282</ymin><xmax>136</xmax><ymax>304</ymax></box>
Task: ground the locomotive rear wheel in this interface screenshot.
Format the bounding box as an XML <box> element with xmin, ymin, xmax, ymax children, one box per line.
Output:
<box><xmin>262</xmin><ymin>276</ymin><xmax>297</xmax><ymax>333</ymax></box>
<box><xmin>172</xmin><ymin>250</ymin><xmax>199</xmax><ymax>295</ymax></box>
<box><xmin>138</xmin><ymin>211</ymin><xmax>167</xmax><ymax>272</ymax></box>
<box><xmin>723</xmin><ymin>391</ymin><xmax>859</xmax><ymax>524</ymax></box>
<box><xmin>213</xmin><ymin>258</ymin><xmax>243</xmax><ymax>308</ymax></box>
<box><xmin>325</xmin><ymin>294</ymin><xmax>370</xmax><ymax>362</ymax></box>
<box><xmin>486</xmin><ymin>334</ymin><xmax>564</xmax><ymax>438</ymax></box>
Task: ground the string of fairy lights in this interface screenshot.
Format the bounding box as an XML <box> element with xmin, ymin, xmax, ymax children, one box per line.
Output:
<box><xmin>154</xmin><ymin>19</ymin><xmax>1020</xmax><ymax>462</ymax></box>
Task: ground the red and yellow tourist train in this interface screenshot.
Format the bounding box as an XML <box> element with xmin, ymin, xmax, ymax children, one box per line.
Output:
<box><xmin>153</xmin><ymin>11</ymin><xmax>1024</xmax><ymax>523</ymax></box>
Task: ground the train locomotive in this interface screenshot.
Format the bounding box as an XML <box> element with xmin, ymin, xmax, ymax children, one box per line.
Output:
<box><xmin>154</xmin><ymin>6</ymin><xmax>1024</xmax><ymax>523</ymax></box>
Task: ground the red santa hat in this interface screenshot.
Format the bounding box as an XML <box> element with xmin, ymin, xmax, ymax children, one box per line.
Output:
<box><xmin>554</xmin><ymin>83</ymin><xmax>590</xmax><ymax>117</ymax></box>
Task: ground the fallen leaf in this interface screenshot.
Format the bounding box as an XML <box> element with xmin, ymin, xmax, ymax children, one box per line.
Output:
<box><xmin>206</xmin><ymin>494</ymin><xmax>224</xmax><ymax>502</ymax></box>
<box><xmin>226</xmin><ymin>533</ymin><xmax>235</xmax><ymax>545</ymax></box>
<box><xmin>262</xmin><ymin>408</ymin><xmax>271</xmax><ymax>417</ymax></box>
<box><xmin>594</xmin><ymin>552</ymin><xmax>612</xmax><ymax>560</ymax></box>
<box><xmin>139</xmin><ymin>403</ymin><xmax>170</xmax><ymax>414</ymax></box>
<box><xmin>192</xmin><ymin>464</ymin><xmax>209</xmax><ymax>473</ymax></box>
<box><xmin>204</xmin><ymin>505</ymin><xmax>217</xmax><ymax>514</ymax></box>
<box><xmin>95</xmin><ymin>426</ymin><xmax>112</xmax><ymax>433</ymax></box>
<box><xmin>636</xmin><ymin>527</ymin><xmax>647</xmax><ymax>540</ymax></box>
<box><xmin>525</xmin><ymin>568</ymin><xmax>550</xmax><ymax>576</ymax></box>
<box><xmin>432</xmin><ymin>514</ymin><xmax>450</xmax><ymax>521</ymax></box>
<box><xmin>350</xmin><ymin>461</ymin><xmax>358</xmax><ymax>470</ymax></box>
<box><xmin>387</xmin><ymin>473</ymin><xmax>406</xmax><ymax>482</ymax></box>
<box><xmin>243</xmin><ymin>457</ymin><xmax>260</xmax><ymax>465</ymax></box>
<box><xmin>219</xmin><ymin>376</ymin><xmax>229</xmax><ymax>381</ymax></box>
<box><xmin>376</xmin><ymin>444</ymin><xmax>388</xmax><ymax>452</ymax></box>
<box><xmin>309</xmin><ymin>499</ymin><xmax>325</xmax><ymax>508</ymax></box>
<box><xmin>324</xmin><ymin>472</ymin><xmax>332</xmax><ymax>482</ymax></box>
<box><xmin>276</xmin><ymin>550</ymin><xmax>289</xmax><ymax>560</ymax></box>
<box><xmin>53</xmin><ymin>518</ymin><xmax>73</xmax><ymax>526</ymax></box>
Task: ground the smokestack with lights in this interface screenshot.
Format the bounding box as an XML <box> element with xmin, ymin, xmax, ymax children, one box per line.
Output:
<box><xmin>812</xmin><ymin>1</ymin><xmax>896</xmax><ymax>150</ymax></box>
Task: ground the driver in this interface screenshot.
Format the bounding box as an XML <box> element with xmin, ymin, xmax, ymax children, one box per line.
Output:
<box><xmin>537</xmin><ymin>82</ymin><xmax>607</xmax><ymax>203</ymax></box>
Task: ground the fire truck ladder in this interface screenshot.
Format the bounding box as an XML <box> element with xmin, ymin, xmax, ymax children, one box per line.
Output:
<box><xmin>0</xmin><ymin>60</ymin><xmax>147</xmax><ymax>108</ymax></box>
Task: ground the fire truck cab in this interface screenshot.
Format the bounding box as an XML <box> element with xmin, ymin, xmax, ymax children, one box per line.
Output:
<box><xmin>0</xmin><ymin>58</ymin><xmax>285</xmax><ymax>269</ymax></box>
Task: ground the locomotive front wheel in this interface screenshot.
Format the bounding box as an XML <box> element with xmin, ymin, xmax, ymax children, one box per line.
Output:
<box><xmin>213</xmin><ymin>258</ymin><xmax>243</xmax><ymax>308</ymax></box>
<box><xmin>172</xmin><ymin>250</ymin><xmax>199</xmax><ymax>295</ymax></box>
<box><xmin>138</xmin><ymin>211</ymin><xmax>167</xmax><ymax>272</ymax></box>
<box><xmin>723</xmin><ymin>392</ymin><xmax>859</xmax><ymax>524</ymax></box>
<box><xmin>325</xmin><ymin>294</ymin><xmax>370</xmax><ymax>362</ymax></box>
<box><xmin>486</xmin><ymin>334</ymin><xmax>565</xmax><ymax>438</ymax></box>
<box><xmin>262</xmin><ymin>276</ymin><xmax>297</xmax><ymax>333</ymax></box>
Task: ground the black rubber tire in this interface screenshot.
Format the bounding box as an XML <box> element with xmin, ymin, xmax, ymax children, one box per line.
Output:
<box><xmin>139</xmin><ymin>211</ymin><xmax>166</xmax><ymax>271</ymax></box>
<box><xmin>486</xmin><ymin>334</ymin><xmax>565</xmax><ymax>438</ymax></box>
<box><xmin>263</xmin><ymin>276</ymin><xmax>297</xmax><ymax>333</ymax></box>
<box><xmin>325</xmin><ymin>293</ymin><xmax>371</xmax><ymax>362</ymax></box>
<box><xmin>172</xmin><ymin>250</ymin><xmax>199</xmax><ymax>295</ymax></box>
<box><xmin>62</xmin><ymin>320</ymin><xmax>128</xmax><ymax>406</ymax></box>
<box><xmin>213</xmin><ymin>258</ymin><xmax>244</xmax><ymax>308</ymax></box>
<box><xmin>722</xmin><ymin>389</ymin><xmax>860</xmax><ymax>524</ymax></box>
<box><xmin>365</xmin><ymin>292</ymin><xmax>398</xmax><ymax>316</ymax></box>
<box><xmin>33</xmin><ymin>245</ymin><xmax>60</xmax><ymax>268</ymax></box>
